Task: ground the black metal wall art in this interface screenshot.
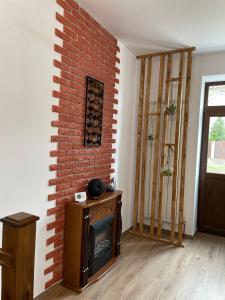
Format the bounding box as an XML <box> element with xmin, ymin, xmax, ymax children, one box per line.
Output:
<box><xmin>84</xmin><ymin>76</ymin><xmax>104</xmax><ymax>147</ymax></box>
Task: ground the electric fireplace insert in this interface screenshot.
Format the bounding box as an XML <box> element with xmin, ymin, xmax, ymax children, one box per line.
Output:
<box><xmin>89</xmin><ymin>215</ymin><xmax>113</xmax><ymax>276</ymax></box>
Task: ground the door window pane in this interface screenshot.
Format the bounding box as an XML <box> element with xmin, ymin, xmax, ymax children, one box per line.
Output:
<box><xmin>207</xmin><ymin>117</ymin><xmax>225</xmax><ymax>174</ymax></box>
<box><xmin>208</xmin><ymin>85</ymin><xmax>225</xmax><ymax>106</ymax></box>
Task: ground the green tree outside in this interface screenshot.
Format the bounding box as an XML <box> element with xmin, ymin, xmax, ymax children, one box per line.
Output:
<box><xmin>209</xmin><ymin>117</ymin><xmax>225</xmax><ymax>141</ymax></box>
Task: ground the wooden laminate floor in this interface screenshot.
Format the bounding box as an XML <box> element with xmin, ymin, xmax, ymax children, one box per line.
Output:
<box><xmin>37</xmin><ymin>232</ymin><xmax>225</xmax><ymax>300</ymax></box>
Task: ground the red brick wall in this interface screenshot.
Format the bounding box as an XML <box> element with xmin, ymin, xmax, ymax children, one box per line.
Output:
<box><xmin>45</xmin><ymin>0</ymin><xmax>119</xmax><ymax>289</ymax></box>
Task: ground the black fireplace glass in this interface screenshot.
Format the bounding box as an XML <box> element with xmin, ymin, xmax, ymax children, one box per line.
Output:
<box><xmin>89</xmin><ymin>215</ymin><xmax>113</xmax><ymax>276</ymax></box>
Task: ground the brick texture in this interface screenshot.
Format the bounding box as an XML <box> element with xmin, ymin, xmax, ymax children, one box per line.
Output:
<box><xmin>45</xmin><ymin>0</ymin><xmax>119</xmax><ymax>289</ymax></box>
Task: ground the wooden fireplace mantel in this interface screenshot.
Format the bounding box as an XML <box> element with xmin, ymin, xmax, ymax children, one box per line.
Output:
<box><xmin>63</xmin><ymin>191</ymin><xmax>122</xmax><ymax>292</ymax></box>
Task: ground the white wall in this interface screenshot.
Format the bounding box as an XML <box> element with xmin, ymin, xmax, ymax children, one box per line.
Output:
<box><xmin>115</xmin><ymin>41</ymin><xmax>137</xmax><ymax>232</ymax></box>
<box><xmin>0</xmin><ymin>0</ymin><xmax>60</xmax><ymax>297</ymax></box>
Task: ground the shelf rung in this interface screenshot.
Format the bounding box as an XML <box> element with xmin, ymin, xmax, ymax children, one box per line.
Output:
<box><xmin>146</xmin><ymin>136</ymin><xmax>159</xmax><ymax>140</ymax></box>
<box><xmin>146</xmin><ymin>113</ymin><xmax>160</xmax><ymax>116</ymax></box>
<box><xmin>162</xmin><ymin>143</ymin><xmax>175</xmax><ymax>147</ymax></box>
<box><xmin>149</xmin><ymin>100</ymin><xmax>186</xmax><ymax>104</ymax></box>
<box><xmin>167</xmin><ymin>77</ymin><xmax>182</xmax><ymax>82</ymax></box>
<box><xmin>146</xmin><ymin>111</ymin><xmax>177</xmax><ymax>117</ymax></box>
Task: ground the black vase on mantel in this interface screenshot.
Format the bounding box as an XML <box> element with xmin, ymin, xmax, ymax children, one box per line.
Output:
<box><xmin>88</xmin><ymin>179</ymin><xmax>105</xmax><ymax>199</ymax></box>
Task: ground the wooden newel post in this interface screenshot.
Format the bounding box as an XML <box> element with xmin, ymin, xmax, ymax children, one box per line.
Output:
<box><xmin>0</xmin><ymin>212</ymin><xmax>39</xmax><ymax>300</ymax></box>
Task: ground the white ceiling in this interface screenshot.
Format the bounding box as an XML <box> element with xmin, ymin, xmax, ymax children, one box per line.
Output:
<box><xmin>77</xmin><ymin>0</ymin><xmax>225</xmax><ymax>55</ymax></box>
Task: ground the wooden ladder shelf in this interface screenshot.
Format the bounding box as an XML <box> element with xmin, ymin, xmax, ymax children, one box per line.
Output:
<box><xmin>131</xmin><ymin>47</ymin><xmax>195</xmax><ymax>246</ymax></box>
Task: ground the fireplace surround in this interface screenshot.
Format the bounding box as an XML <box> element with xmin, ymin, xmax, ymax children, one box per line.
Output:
<box><xmin>63</xmin><ymin>191</ymin><xmax>122</xmax><ymax>292</ymax></box>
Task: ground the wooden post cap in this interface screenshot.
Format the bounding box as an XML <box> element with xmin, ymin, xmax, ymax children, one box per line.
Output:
<box><xmin>0</xmin><ymin>212</ymin><xmax>40</xmax><ymax>228</ymax></box>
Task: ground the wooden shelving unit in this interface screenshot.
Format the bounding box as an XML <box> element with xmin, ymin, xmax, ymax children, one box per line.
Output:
<box><xmin>131</xmin><ymin>47</ymin><xmax>195</xmax><ymax>246</ymax></box>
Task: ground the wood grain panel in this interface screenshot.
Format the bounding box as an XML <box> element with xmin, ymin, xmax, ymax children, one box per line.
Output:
<box><xmin>139</xmin><ymin>57</ymin><xmax>152</xmax><ymax>233</ymax></box>
<box><xmin>178</xmin><ymin>51</ymin><xmax>193</xmax><ymax>245</ymax></box>
<box><xmin>133</xmin><ymin>58</ymin><xmax>146</xmax><ymax>231</ymax></box>
<box><xmin>170</xmin><ymin>52</ymin><xmax>184</xmax><ymax>242</ymax></box>
<box><xmin>80</xmin><ymin>208</ymin><xmax>90</xmax><ymax>287</ymax></box>
<box><xmin>90</xmin><ymin>200</ymin><xmax>115</xmax><ymax>224</ymax></box>
<box><xmin>63</xmin><ymin>206</ymin><xmax>83</xmax><ymax>289</ymax></box>
<box><xmin>157</xmin><ymin>54</ymin><xmax>172</xmax><ymax>238</ymax></box>
<box><xmin>150</xmin><ymin>55</ymin><xmax>165</xmax><ymax>237</ymax></box>
<box><xmin>137</xmin><ymin>47</ymin><xmax>196</xmax><ymax>59</ymax></box>
<box><xmin>0</xmin><ymin>212</ymin><xmax>39</xmax><ymax>300</ymax></box>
